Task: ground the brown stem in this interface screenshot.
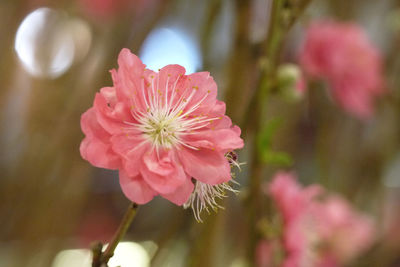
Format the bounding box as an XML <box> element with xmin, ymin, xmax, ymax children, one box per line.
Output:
<box><xmin>224</xmin><ymin>0</ymin><xmax>252</xmax><ymax>123</ymax></box>
<box><xmin>200</xmin><ymin>0</ymin><xmax>223</xmax><ymax>70</ymax></box>
<box><xmin>92</xmin><ymin>202</ymin><xmax>139</xmax><ymax>267</ymax></box>
<box><xmin>244</xmin><ymin>0</ymin><xmax>313</xmax><ymax>264</ymax></box>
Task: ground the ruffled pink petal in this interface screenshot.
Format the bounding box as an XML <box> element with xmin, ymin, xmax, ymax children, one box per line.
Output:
<box><xmin>93</xmin><ymin>92</ymin><xmax>136</xmax><ymax>135</ymax></box>
<box><xmin>178</xmin><ymin>148</ymin><xmax>231</xmax><ymax>185</ymax></box>
<box><xmin>111</xmin><ymin>49</ymin><xmax>158</xmax><ymax>116</ymax></box>
<box><xmin>184</xmin><ymin>128</ymin><xmax>244</xmax><ymax>153</ymax></box>
<box><xmin>80</xmin><ymin>108</ymin><xmax>121</xmax><ymax>169</ymax></box>
<box><xmin>119</xmin><ymin>170</ymin><xmax>157</xmax><ymax>204</ymax></box>
<box><xmin>140</xmin><ymin>150</ymin><xmax>188</xmax><ymax>194</ymax></box>
<box><xmin>157</xmin><ymin>65</ymin><xmax>187</xmax><ymax>98</ymax></box>
<box><xmin>183</xmin><ymin>72</ymin><xmax>218</xmax><ymax>116</ymax></box>
<box><xmin>110</xmin><ymin>133</ymin><xmax>149</xmax><ymax>176</ymax></box>
<box><xmin>205</xmin><ymin>101</ymin><xmax>234</xmax><ymax>130</ymax></box>
<box><xmin>232</xmin><ymin>125</ymin><xmax>242</xmax><ymax>136</ymax></box>
<box><xmin>99</xmin><ymin>87</ymin><xmax>118</xmax><ymax>107</ymax></box>
<box><xmin>80</xmin><ymin>108</ymin><xmax>109</xmax><ymax>139</ymax></box>
<box><xmin>80</xmin><ymin>137</ymin><xmax>121</xmax><ymax>169</ymax></box>
<box><xmin>161</xmin><ymin>177</ymin><xmax>194</xmax><ymax>206</ymax></box>
<box><xmin>210</xmin><ymin>100</ymin><xmax>226</xmax><ymax>115</ymax></box>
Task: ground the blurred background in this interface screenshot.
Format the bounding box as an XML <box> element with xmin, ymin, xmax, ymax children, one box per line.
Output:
<box><xmin>1</xmin><ymin>0</ymin><xmax>400</xmax><ymax>266</ymax></box>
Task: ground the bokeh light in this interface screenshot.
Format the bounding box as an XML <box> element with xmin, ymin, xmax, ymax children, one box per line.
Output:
<box><xmin>139</xmin><ymin>27</ymin><xmax>202</xmax><ymax>74</ymax></box>
<box><xmin>51</xmin><ymin>242</ymin><xmax>151</xmax><ymax>267</ymax></box>
<box><xmin>51</xmin><ymin>249</ymin><xmax>91</xmax><ymax>267</ymax></box>
<box><xmin>14</xmin><ymin>7</ymin><xmax>92</xmax><ymax>79</ymax></box>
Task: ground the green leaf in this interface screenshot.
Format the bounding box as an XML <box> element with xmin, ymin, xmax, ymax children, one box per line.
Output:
<box><xmin>257</xmin><ymin>118</ymin><xmax>293</xmax><ymax>166</ymax></box>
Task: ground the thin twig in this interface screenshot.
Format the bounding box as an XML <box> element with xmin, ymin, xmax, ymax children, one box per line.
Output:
<box><xmin>92</xmin><ymin>202</ymin><xmax>139</xmax><ymax>267</ymax></box>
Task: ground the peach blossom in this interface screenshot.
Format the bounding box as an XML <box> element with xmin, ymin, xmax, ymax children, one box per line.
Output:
<box><xmin>80</xmin><ymin>48</ymin><xmax>243</xmax><ymax>207</ymax></box>
<box><xmin>265</xmin><ymin>172</ymin><xmax>376</xmax><ymax>267</ymax></box>
<box><xmin>299</xmin><ymin>20</ymin><xmax>385</xmax><ymax>119</ymax></box>
<box><xmin>268</xmin><ymin>172</ymin><xmax>321</xmax><ymax>267</ymax></box>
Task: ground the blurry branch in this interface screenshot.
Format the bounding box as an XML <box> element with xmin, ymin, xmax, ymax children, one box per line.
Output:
<box><xmin>244</xmin><ymin>0</ymin><xmax>283</xmax><ymax>262</ymax></box>
<box><xmin>286</xmin><ymin>0</ymin><xmax>312</xmax><ymax>29</ymax></box>
<box><xmin>200</xmin><ymin>0</ymin><xmax>223</xmax><ymax>70</ymax></box>
<box><xmin>187</xmin><ymin>214</ymin><xmax>219</xmax><ymax>267</ymax></box>
<box><xmin>129</xmin><ymin>0</ymin><xmax>172</xmax><ymax>53</ymax></box>
<box><xmin>92</xmin><ymin>203</ymin><xmax>138</xmax><ymax>267</ymax></box>
<box><xmin>224</xmin><ymin>0</ymin><xmax>253</xmax><ymax>123</ymax></box>
<box><xmin>241</xmin><ymin>0</ymin><xmax>311</xmax><ymax>132</ymax></box>
<box><xmin>150</xmin><ymin>207</ymin><xmax>185</xmax><ymax>266</ymax></box>
<box><xmin>242</xmin><ymin>0</ymin><xmax>313</xmax><ymax>264</ymax></box>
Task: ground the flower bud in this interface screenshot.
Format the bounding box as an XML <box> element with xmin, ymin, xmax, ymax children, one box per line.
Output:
<box><xmin>277</xmin><ymin>63</ymin><xmax>306</xmax><ymax>101</ymax></box>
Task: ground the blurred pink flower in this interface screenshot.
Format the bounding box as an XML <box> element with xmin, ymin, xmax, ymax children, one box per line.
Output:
<box><xmin>77</xmin><ymin>209</ymin><xmax>118</xmax><ymax>247</ymax></box>
<box><xmin>268</xmin><ymin>172</ymin><xmax>322</xmax><ymax>267</ymax></box>
<box><xmin>256</xmin><ymin>240</ymin><xmax>274</xmax><ymax>267</ymax></box>
<box><xmin>299</xmin><ymin>20</ymin><xmax>385</xmax><ymax>119</ymax></box>
<box><xmin>296</xmin><ymin>75</ymin><xmax>306</xmax><ymax>95</ymax></box>
<box><xmin>311</xmin><ymin>195</ymin><xmax>376</xmax><ymax>265</ymax></box>
<box><xmin>78</xmin><ymin>0</ymin><xmax>155</xmax><ymax>21</ymax></box>
<box><xmin>265</xmin><ymin>172</ymin><xmax>376</xmax><ymax>267</ymax></box>
<box><xmin>80</xmin><ymin>48</ymin><xmax>243</xmax><ymax>207</ymax></box>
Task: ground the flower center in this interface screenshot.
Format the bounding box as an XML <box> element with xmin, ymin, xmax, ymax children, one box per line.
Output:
<box><xmin>123</xmin><ymin>74</ymin><xmax>220</xmax><ymax>151</ymax></box>
<box><xmin>143</xmin><ymin>112</ymin><xmax>179</xmax><ymax>148</ymax></box>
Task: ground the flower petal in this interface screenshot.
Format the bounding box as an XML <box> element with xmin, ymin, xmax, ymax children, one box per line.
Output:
<box><xmin>114</xmin><ymin>48</ymin><xmax>147</xmax><ymax>101</ymax></box>
<box><xmin>80</xmin><ymin>108</ymin><xmax>121</xmax><ymax>169</ymax></box>
<box><xmin>183</xmin><ymin>72</ymin><xmax>218</xmax><ymax>116</ymax></box>
<box><xmin>93</xmin><ymin>91</ymin><xmax>135</xmax><ymax>135</ymax></box>
<box><xmin>119</xmin><ymin>170</ymin><xmax>156</xmax><ymax>204</ymax></box>
<box><xmin>178</xmin><ymin>148</ymin><xmax>231</xmax><ymax>185</ymax></box>
<box><xmin>80</xmin><ymin>138</ymin><xmax>121</xmax><ymax>169</ymax></box>
<box><xmin>140</xmin><ymin>150</ymin><xmax>188</xmax><ymax>194</ymax></box>
<box><xmin>111</xmin><ymin>133</ymin><xmax>150</xmax><ymax>176</ymax></box>
<box><xmin>184</xmin><ymin>128</ymin><xmax>244</xmax><ymax>153</ymax></box>
<box><xmin>161</xmin><ymin>178</ymin><xmax>194</xmax><ymax>206</ymax></box>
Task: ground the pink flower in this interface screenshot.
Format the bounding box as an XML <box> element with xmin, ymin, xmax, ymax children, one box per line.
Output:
<box><xmin>80</xmin><ymin>49</ymin><xmax>243</xmax><ymax>210</ymax></box>
<box><xmin>311</xmin><ymin>195</ymin><xmax>375</xmax><ymax>264</ymax></box>
<box><xmin>296</xmin><ymin>74</ymin><xmax>306</xmax><ymax>95</ymax></box>
<box><xmin>299</xmin><ymin>20</ymin><xmax>385</xmax><ymax>119</ymax></box>
<box><xmin>256</xmin><ymin>240</ymin><xmax>274</xmax><ymax>267</ymax></box>
<box><xmin>265</xmin><ymin>172</ymin><xmax>376</xmax><ymax>267</ymax></box>
<box><xmin>267</xmin><ymin>172</ymin><xmax>322</xmax><ymax>267</ymax></box>
<box><xmin>78</xmin><ymin>0</ymin><xmax>156</xmax><ymax>21</ymax></box>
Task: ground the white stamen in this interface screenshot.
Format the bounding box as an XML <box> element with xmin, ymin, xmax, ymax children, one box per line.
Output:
<box><xmin>124</xmin><ymin>73</ymin><xmax>218</xmax><ymax>151</ymax></box>
<box><xmin>183</xmin><ymin>180</ymin><xmax>239</xmax><ymax>222</ymax></box>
